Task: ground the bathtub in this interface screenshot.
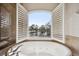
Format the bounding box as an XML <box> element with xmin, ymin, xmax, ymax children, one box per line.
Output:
<box><xmin>7</xmin><ymin>41</ymin><xmax>72</xmax><ymax>56</ymax></box>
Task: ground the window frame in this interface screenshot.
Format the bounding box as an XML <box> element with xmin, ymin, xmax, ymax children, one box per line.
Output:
<box><xmin>27</xmin><ymin>10</ymin><xmax>53</xmax><ymax>40</ymax></box>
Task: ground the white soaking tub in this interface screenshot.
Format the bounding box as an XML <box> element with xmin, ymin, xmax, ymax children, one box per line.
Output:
<box><xmin>7</xmin><ymin>41</ymin><xmax>72</xmax><ymax>56</ymax></box>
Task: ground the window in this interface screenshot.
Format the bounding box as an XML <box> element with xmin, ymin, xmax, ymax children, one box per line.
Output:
<box><xmin>28</xmin><ymin>10</ymin><xmax>52</xmax><ymax>37</ymax></box>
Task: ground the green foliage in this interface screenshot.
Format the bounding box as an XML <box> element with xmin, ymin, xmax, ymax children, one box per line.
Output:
<box><xmin>29</xmin><ymin>23</ymin><xmax>51</xmax><ymax>37</ymax></box>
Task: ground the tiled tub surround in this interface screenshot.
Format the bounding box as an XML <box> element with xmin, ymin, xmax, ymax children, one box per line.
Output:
<box><xmin>0</xmin><ymin>3</ymin><xmax>16</xmax><ymax>50</ymax></box>
<box><xmin>7</xmin><ymin>41</ymin><xmax>72</xmax><ymax>56</ymax></box>
<box><xmin>65</xmin><ymin>35</ymin><xmax>79</xmax><ymax>56</ymax></box>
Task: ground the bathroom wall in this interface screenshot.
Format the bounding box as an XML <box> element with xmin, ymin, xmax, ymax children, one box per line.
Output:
<box><xmin>8</xmin><ymin>4</ymin><xmax>16</xmax><ymax>42</ymax></box>
<box><xmin>0</xmin><ymin>4</ymin><xmax>16</xmax><ymax>55</ymax></box>
<box><xmin>0</xmin><ymin>3</ymin><xmax>16</xmax><ymax>42</ymax></box>
<box><xmin>4</xmin><ymin>4</ymin><xmax>16</xmax><ymax>43</ymax></box>
<box><xmin>64</xmin><ymin>3</ymin><xmax>79</xmax><ymax>55</ymax></box>
<box><xmin>65</xmin><ymin>3</ymin><xmax>79</xmax><ymax>37</ymax></box>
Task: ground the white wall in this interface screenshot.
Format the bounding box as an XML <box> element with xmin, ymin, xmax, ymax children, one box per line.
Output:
<box><xmin>65</xmin><ymin>3</ymin><xmax>79</xmax><ymax>55</ymax></box>
<box><xmin>65</xmin><ymin>3</ymin><xmax>79</xmax><ymax>37</ymax></box>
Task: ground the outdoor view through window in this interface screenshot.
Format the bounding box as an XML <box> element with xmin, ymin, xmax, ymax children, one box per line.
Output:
<box><xmin>28</xmin><ymin>11</ymin><xmax>51</xmax><ymax>37</ymax></box>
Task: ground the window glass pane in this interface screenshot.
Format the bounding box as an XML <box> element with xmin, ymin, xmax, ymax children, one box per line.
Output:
<box><xmin>28</xmin><ymin>11</ymin><xmax>51</xmax><ymax>37</ymax></box>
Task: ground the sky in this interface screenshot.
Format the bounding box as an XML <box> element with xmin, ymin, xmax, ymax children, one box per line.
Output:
<box><xmin>28</xmin><ymin>11</ymin><xmax>52</xmax><ymax>26</ymax></box>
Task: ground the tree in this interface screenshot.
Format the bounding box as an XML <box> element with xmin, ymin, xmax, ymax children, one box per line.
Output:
<box><xmin>39</xmin><ymin>25</ymin><xmax>46</xmax><ymax>37</ymax></box>
<box><xmin>35</xmin><ymin>25</ymin><xmax>38</xmax><ymax>36</ymax></box>
<box><xmin>29</xmin><ymin>24</ymin><xmax>36</xmax><ymax>36</ymax></box>
<box><xmin>45</xmin><ymin>22</ymin><xmax>51</xmax><ymax>37</ymax></box>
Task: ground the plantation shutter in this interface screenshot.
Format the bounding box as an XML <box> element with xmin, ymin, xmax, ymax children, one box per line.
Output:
<box><xmin>16</xmin><ymin>4</ymin><xmax>28</xmax><ymax>43</ymax></box>
<box><xmin>53</xmin><ymin>4</ymin><xmax>65</xmax><ymax>43</ymax></box>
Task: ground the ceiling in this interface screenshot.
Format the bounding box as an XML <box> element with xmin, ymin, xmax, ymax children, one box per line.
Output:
<box><xmin>21</xmin><ymin>3</ymin><xmax>59</xmax><ymax>11</ymax></box>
